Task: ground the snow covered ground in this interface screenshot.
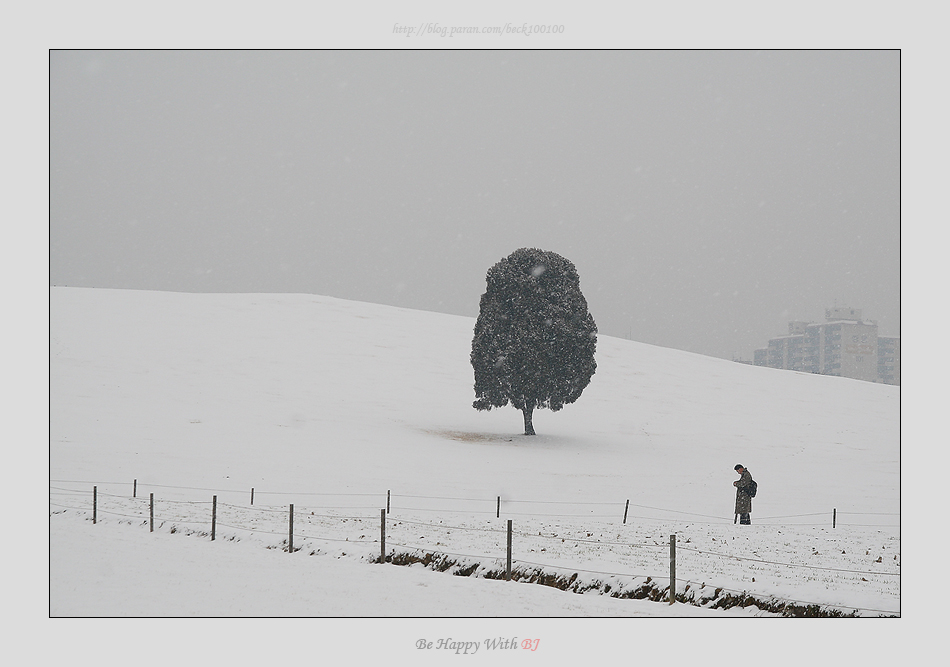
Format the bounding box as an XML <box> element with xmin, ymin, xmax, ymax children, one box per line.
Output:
<box><xmin>48</xmin><ymin>286</ymin><xmax>902</xmax><ymax>654</ymax></box>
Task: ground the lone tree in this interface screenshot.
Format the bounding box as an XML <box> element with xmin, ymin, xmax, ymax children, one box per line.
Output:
<box><xmin>471</xmin><ymin>248</ymin><xmax>597</xmax><ymax>435</ymax></box>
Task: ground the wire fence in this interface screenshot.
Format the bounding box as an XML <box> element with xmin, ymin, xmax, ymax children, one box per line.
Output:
<box><xmin>50</xmin><ymin>478</ymin><xmax>900</xmax><ymax>527</ymax></box>
<box><xmin>50</xmin><ymin>478</ymin><xmax>900</xmax><ymax>617</ymax></box>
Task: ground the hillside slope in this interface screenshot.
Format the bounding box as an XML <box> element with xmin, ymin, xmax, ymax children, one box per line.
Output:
<box><xmin>50</xmin><ymin>287</ymin><xmax>899</xmax><ymax>522</ymax></box>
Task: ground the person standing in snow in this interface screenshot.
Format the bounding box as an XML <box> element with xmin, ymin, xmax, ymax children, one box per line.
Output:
<box><xmin>733</xmin><ymin>464</ymin><xmax>753</xmax><ymax>525</ymax></box>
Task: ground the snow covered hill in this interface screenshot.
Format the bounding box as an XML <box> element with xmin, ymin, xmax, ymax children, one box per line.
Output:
<box><xmin>49</xmin><ymin>287</ymin><xmax>899</xmax><ymax>618</ymax></box>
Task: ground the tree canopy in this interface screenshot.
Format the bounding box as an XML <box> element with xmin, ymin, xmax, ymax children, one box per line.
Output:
<box><xmin>471</xmin><ymin>248</ymin><xmax>597</xmax><ymax>435</ymax></box>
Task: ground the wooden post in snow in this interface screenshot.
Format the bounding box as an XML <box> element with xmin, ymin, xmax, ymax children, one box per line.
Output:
<box><xmin>250</xmin><ymin>488</ymin><xmax>254</xmax><ymax>505</ymax></box>
<box><xmin>506</xmin><ymin>519</ymin><xmax>513</xmax><ymax>581</ymax></box>
<box><xmin>833</xmin><ymin>508</ymin><xmax>837</xmax><ymax>528</ymax></box>
<box><xmin>669</xmin><ymin>534</ymin><xmax>676</xmax><ymax>605</ymax></box>
<box><xmin>623</xmin><ymin>499</ymin><xmax>629</xmax><ymax>524</ymax></box>
<box><xmin>149</xmin><ymin>493</ymin><xmax>154</xmax><ymax>532</ymax></box>
<box><xmin>211</xmin><ymin>495</ymin><xmax>217</xmax><ymax>541</ymax></box>
<box><xmin>380</xmin><ymin>508</ymin><xmax>387</xmax><ymax>563</ymax></box>
<box><xmin>93</xmin><ymin>486</ymin><xmax>97</xmax><ymax>524</ymax></box>
<box><xmin>133</xmin><ymin>479</ymin><xmax>137</xmax><ymax>498</ymax></box>
<box><xmin>288</xmin><ymin>504</ymin><xmax>294</xmax><ymax>552</ymax></box>
<box><xmin>497</xmin><ymin>496</ymin><xmax>501</xmax><ymax>519</ymax></box>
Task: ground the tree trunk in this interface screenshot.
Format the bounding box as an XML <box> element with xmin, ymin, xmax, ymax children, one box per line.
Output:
<box><xmin>522</xmin><ymin>403</ymin><xmax>536</xmax><ymax>436</ymax></box>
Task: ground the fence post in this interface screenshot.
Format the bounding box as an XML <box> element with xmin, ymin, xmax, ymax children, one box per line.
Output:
<box><xmin>288</xmin><ymin>504</ymin><xmax>294</xmax><ymax>552</ymax></box>
<box><xmin>506</xmin><ymin>519</ymin><xmax>513</xmax><ymax>581</ymax></box>
<box><xmin>133</xmin><ymin>479</ymin><xmax>137</xmax><ymax>498</ymax></box>
<box><xmin>93</xmin><ymin>486</ymin><xmax>97</xmax><ymax>524</ymax></box>
<box><xmin>623</xmin><ymin>499</ymin><xmax>629</xmax><ymax>524</ymax></box>
<box><xmin>497</xmin><ymin>496</ymin><xmax>501</xmax><ymax>519</ymax></box>
<box><xmin>211</xmin><ymin>495</ymin><xmax>217</xmax><ymax>541</ymax></box>
<box><xmin>251</xmin><ymin>488</ymin><xmax>254</xmax><ymax>505</ymax></box>
<box><xmin>669</xmin><ymin>534</ymin><xmax>676</xmax><ymax>605</ymax></box>
<box><xmin>833</xmin><ymin>508</ymin><xmax>836</xmax><ymax>528</ymax></box>
<box><xmin>380</xmin><ymin>508</ymin><xmax>387</xmax><ymax>563</ymax></box>
<box><xmin>149</xmin><ymin>493</ymin><xmax>154</xmax><ymax>532</ymax></box>
<box><xmin>387</xmin><ymin>490</ymin><xmax>391</xmax><ymax>514</ymax></box>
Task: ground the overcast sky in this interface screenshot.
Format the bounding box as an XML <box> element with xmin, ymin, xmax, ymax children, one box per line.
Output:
<box><xmin>50</xmin><ymin>50</ymin><xmax>899</xmax><ymax>360</ymax></box>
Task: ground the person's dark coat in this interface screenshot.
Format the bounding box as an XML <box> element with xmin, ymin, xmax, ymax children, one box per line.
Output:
<box><xmin>735</xmin><ymin>468</ymin><xmax>753</xmax><ymax>515</ymax></box>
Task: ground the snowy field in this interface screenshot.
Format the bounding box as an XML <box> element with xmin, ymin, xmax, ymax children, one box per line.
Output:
<box><xmin>48</xmin><ymin>286</ymin><xmax>903</xmax><ymax>653</ymax></box>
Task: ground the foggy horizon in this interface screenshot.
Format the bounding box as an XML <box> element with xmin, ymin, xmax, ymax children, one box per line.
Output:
<box><xmin>50</xmin><ymin>50</ymin><xmax>900</xmax><ymax>360</ymax></box>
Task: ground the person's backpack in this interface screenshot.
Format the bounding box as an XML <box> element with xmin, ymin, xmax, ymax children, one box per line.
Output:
<box><xmin>746</xmin><ymin>479</ymin><xmax>758</xmax><ymax>498</ymax></box>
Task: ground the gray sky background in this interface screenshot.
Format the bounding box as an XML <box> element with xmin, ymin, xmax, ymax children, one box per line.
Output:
<box><xmin>50</xmin><ymin>50</ymin><xmax>899</xmax><ymax>360</ymax></box>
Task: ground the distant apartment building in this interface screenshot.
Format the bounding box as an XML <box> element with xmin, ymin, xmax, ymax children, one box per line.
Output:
<box><xmin>766</xmin><ymin>324</ymin><xmax>807</xmax><ymax>372</ymax></box>
<box><xmin>752</xmin><ymin>307</ymin><xmax>899</xmax><ymax>385</ymax></box>
<box><xmin>878</xmin><ymin>336</ymin><xmax>901</xmax><ymax>385</ymax></box>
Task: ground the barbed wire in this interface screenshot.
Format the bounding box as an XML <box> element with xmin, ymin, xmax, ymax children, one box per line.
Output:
<box><xmin>524</xmin><ymin>532</ymin><xmax>668</xmax><ymax>549</ymax></box>
<box><xmin>218</xmin><ymin>502</ymin><xmax>289</xmax><ymax>515</ymax></box>
<box><xmin>753</xmin><ymin>522</ymin><xmax>829</xmax><ymax>527</ymax></box>
<box><xmin>293</xmin><ymin>505</ymin><xmax>382</xmax><ymax>511</ymax></box>
<box><xmin>505</xmin><ymin>510</ymin><xmax>620</xmax><ymax>518</ymax></box>
<box><xmin>137</xmin><ymin>482</ymin><xmax>247</xmax><ymax>493</ymax></box>
<box><xmin>154</xmin><ymin>498</ymin><xmax>213</xmax><ymax>506</ymax></box>
<box><xmin>755</xmin><ymin>512</ymin><xmax>829</xmax><ymax>520</ymax></box>
<box><xmin>507</xmin><ymin>499</ymin><xmax>622</xmax><ymax>507</ymax></box>
<box><xmin>95</xmin><ymin>490</ymin><xmax>140</xmax><ymax>499</ymax></box>
<box><xmin>388</xmin><ymin>517</ymin><xmax>507</xmax><ymax>534</ymax></box>
<box><xmin>49</xmin><ymin>501</ymin><xmax>90</xmax><ymax>512</ymax></box>
<box><xmin>391</xmin><ymin>493</ymin><xmax>497</xmax><ymax>502</ymax></box>
<box><xmin>390</xmin><ymin>505</ymin><xmax>498</xmax><ymax>516</ymax></box>
<box><xmin>214</xmin><ymin>522</ymin><xmax>287</xmax><ymax>538</ymax></box>
<box><xmin>215</xmin><ymin>500</ymin><xmax>377</xmax><ymax>518</ymax></box>
<box><xmin>94</xmin><ymin>508</ymin><xmax>155</xmax><ymax>521</ymax></box>
<box><xmin>622</xmin><ymin>514</ymin><xmax>734</xmax><ymax>526</ymax></box>
<box><xmin>416</xmin><ymin>521</ymin><xmax>669</xmax><ymax>547</ymax></box>
<box><xmin>295</xmin><ymin>532</ymin><xmax>376</xmax><ymax>545</ymax></box>
<box><xmin>257</xmin><ymin>490</ymin><xmax>382</xmax><ymax>497</ymax></box>
<box><xmin>389</xmin><ymin>507</ymin><xmax>736</xmax><ymax>526</ymax></box>
<box><xmin>50</xmin><ymin>485</ymin><xmax>98</xmax><ymax>494</ymax></box>
<box><xmin>624</xmin><ymin>502</ymin><xmax>728</xmax><ymax>520</ymax></box>
<box><xmin>296</xmin><ymin>512</ymin><xmax>376</xmax><ymax>521</ymax></box>
<box><xmin>678</xmin><ymin>545</ymin><xmax>900</xmax><ymax>576</ymax></box>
